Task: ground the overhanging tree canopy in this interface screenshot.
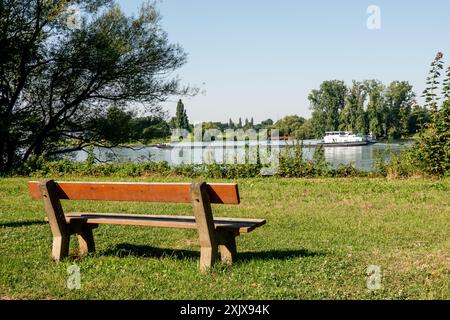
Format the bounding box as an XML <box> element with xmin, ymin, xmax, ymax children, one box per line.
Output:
<box><xmin>0</xmin><ymin>0</ymin><xmax>193</xmax><ymax>172</ymax></box>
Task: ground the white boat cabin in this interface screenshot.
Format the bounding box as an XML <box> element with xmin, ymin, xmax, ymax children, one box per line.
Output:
<box><xmin>323</xmin><ymin>131</ymin><xmax>365</xmax><ymax>144</ymax></box>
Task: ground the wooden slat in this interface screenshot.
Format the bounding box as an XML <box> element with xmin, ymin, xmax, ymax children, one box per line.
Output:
<box><xmin>28</xmin><ymin>181</ymin><xmax>240</xmax><ymax>204</ymax></box>
<box><xmin>64</xmin><ymin>212</ymin><xmax>266</xmax><ymax>233</ymax></box>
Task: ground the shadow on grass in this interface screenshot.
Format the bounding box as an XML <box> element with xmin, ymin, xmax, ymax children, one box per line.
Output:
<box><xmin>0</xmin><ymin>220</ymin><xmax>47</xmax><ymax>228</ymax></box>
<box><xmin>102</xmin><ymin>243</ymin><xmax>325</xmax><ymax>261</ymax></box>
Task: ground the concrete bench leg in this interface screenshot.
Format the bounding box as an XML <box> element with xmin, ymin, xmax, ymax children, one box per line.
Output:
<box><xmin>77</xmin><ymin>226</ymin><xmax>96</xmax><ymax>256</ymax></box>
<box><xmin>40</xmin><ymin>180</ymin><xmax>71</xmax><ymax>262</ymax></box>
<box><xmin>218</xmin><ymin>231</ymin><xmax>238</xmax><ymax>265</ymax></box>
<box><xmin>199</xmin><ymin>245</ymin><xmax>218</xmax><ymax>272</ymax></box>
<box><xmin>52</xmin><ymin>235</ymin><xmax>70</xmax><ymax>261</ymax></box>
<box><xmin>190</xmin><ymin>182</ymin><xmax>219</xmax><ymax>273</ymax></box>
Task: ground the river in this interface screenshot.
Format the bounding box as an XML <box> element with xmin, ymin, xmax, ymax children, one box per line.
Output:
<box><xmin>70</xmin><ymin>140</ymin><xmax>412</xmax><ymax>171</ymax></box>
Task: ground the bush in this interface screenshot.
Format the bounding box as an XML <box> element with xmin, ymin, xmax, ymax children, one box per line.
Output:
<box><xmin>385</xmin><ymin>53</ymin><xmax>450</xmax><ymax>178</ymax></box>
<box><xmin>386</xmin><ymin>149</ymin><xmax>420</xmax><ymax>178</ymax></box>
<box><xmin>13</xmin><ymin>152</ymin><xmax>377</xmax><ymax>180</ymax></box>
<box><xmin>387</xmin><ymin>100</ymin><xmax>450</xmax><ymax>177</ymax></box>
<box><xmin>413</xmin><ymin>101</ymin><xmax>450</xmax><ymax>176</ymax></box>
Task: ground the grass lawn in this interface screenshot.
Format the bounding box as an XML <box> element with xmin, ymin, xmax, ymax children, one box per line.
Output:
<box><xmin>0</xmin><ymin>176</ymin><xmax>449</xmax><ymax>300</ymax></box>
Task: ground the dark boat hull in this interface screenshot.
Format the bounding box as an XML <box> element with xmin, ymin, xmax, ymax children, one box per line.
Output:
<box><xmin>319</xmin><ymin>141</ymin><xmax>375</xmax><ymax>147</ymax></box>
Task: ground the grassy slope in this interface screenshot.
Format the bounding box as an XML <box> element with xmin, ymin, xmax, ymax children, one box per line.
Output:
<box><xmin>0</xmin><ymin>177</ymin><xmax>449</xmax><ymax>300</ymax></box>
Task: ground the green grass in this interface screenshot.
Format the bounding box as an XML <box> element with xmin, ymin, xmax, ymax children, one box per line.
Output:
<box><xmin>0</xmin><ymin>176</ymin><xmax>449</xmax><ymax>300</ymax></box>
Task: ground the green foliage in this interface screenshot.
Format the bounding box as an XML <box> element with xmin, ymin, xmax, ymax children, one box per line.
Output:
<box><xmin>386</xmin><ymin>148</ymin><xmax>421</xmax><ymax>178</ymax></box>
<box><xmin>192</xmin><ymin>118</ymin><xmax>274</xmax><ymax>133</ymax></box>
<box><xmin>364</xmin><ymin>80</ymin><xmax>386</xmax><ymax>138</ymax></box>
<box><xmin>89</xmin><ymin>106</ymin><xmax>171</xmax><ymax>144</ymax></box>
<box><xmin>276</xmin><ymin>143</ymin><xmax>368</xmax><ymax>178</ymax></box>
<box><xmin>408</xmin><ymin>105</ymin><xmax>430</xmax><ymax>134</ymax></box>
<box><xmin>384</xmin><ymin>81</ymin><xmax>415</xmax><ymax>139</ymax></box>
<box><xmin>228</xmin><ymin>118</ymin><xmax>235</xmax><ymax>129</ymax></box>
<box><xmin>0</xmin><ymin>0</ymin><xmax>191</xmax><ymax>173</ymax></box>
<box><xmin>309</xmin><ymin>80</ymin><xmax>348</xmax><ymax>137</ymax></box>
<box><xmin>172</xmin><ymin>99</ymin><xmax>190</xmax><ymax>131</ymax></box>
<box><xmin>14</xmin><ymin>144</ymin><xmax>383</xmax><ymax>179</ymax></box>
<box><xmin>412</xmin><ymin>101</ymin><xmax>450</xmax><ymax>176</ymax></box>
<box><xmin>272</xmin><ymin>115</ymin><xmax>307</xmax><ymax>138</ymax></box>
<box><xmin>261</xmin><ymin>119</ymin><xmax>274</xmax><ymax>127</ymax></box>
<box><xmin>93</xmin><ymin>106</ymin><xmax>134</xmax><ymax>145</ymax></box>
<box><xmin>388</xmin><ymin>53</ymin><xmax>450</xmax><ymax>177</ymax></box>
<box><xmin>309</xmin><ymin>79</ymin><xmax>421</xmax><ymax>139</ymax></box>
<box><xmin>312</xmin><ymin>144</ymin><xmax>327</xmax><ymax>173</ymax></box>
<box><xmin>443</xmin><ymin>66</ymin><xmax>450</xmax><ymax>100</ymax></box>
<box><xmin>339</xmin><ymin>81</ymin><xmax>367</xmax><ymax>134</ymax></box>
<box><xmin>131</xmin><ymin>116</ymin><xmax>170</xmax><ymax>142</ymax></box>
<box><xmin>422</xmin><ymin>52</ymin><xmax>444</xmax><ymax>111</ymax></box>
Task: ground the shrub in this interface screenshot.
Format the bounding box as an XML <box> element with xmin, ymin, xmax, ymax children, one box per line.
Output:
<box><xmin>386</xmin><ymin>53</ymin><xmax>450</xmax><ymax>177</ymax></box>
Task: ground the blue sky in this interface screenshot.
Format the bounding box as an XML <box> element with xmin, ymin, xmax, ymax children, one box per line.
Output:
<box><xmin>116</xmin><ymin>0</ymin><xmax>450</xmax><ymax>123</ymax></box>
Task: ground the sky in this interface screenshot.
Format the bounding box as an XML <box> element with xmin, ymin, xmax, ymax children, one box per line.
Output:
<box><xmin>115</xmin><ymin>0</ymin><xmax>450</xmax><ymax>123</ymax></box>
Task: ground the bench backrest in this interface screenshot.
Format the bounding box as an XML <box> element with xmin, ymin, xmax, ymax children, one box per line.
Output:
<box><xmin>28</xmin><ymin>181</ymin><xmax>240</xmax><ymax>204</ymax></box>
<box><xmin>29</xmin><ymin>180</ymin><xmax>238</xmax><ymax>269</ymax></box>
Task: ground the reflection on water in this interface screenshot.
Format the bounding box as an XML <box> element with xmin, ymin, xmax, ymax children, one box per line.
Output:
<box><xmin>71</xmin><ymin>140</ymin><xmax>411</xmax><ymax>171</ymax></box>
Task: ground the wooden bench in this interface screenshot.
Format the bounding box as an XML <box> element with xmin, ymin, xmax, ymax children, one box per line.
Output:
<box><xmin>28</xmin><ymin>180</ymin><xmax>266</xmax><ymax>271</ymax></box>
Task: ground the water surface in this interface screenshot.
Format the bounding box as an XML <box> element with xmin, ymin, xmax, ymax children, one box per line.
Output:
<box><xmin>71</xmin><ymin>140</ymin><xmax>412</xmax><ymax>171</ymax></box>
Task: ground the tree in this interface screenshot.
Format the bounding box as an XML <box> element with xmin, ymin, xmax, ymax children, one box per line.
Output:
<box><xmin>93</xmin><ymin>105</ymin><xmax>133</xmax><ymax>145</ymax></box>
<box><xmin>130</xmin><ymin>115</ymin><xmax>170</xmax><ymax>141</ymax></box>
<box><xmin>309</xmin><ymin>80</ymin><xmax>348</xmax><ymax>137</ymax></box>
<box><xmin>195</xmin><ymin>121</ymin><xmax>220</xmax><ymax>138</ymax></box>
<box><xmin>273</xmin><ymin>115</ymin><xmax>306</xmax><ymax>138</ymax></box>
<box><xmin>228</xmin><ymin>118</ymin><xmax>235</xmax><ymax>129</ymax></box>
<box><xmin>364</xmin><ymin>80</ymin><xmax>386</xmax><ymax>137</ymax></box>
<box><xmin>340</xmin><ymin>81</ymin><xmax>367</xmax><ymax>133</ymax></box>
<box><xmin>408</xmin><ymin>105</ymin><xmax>430</xmax><ymax>134</ymax></box>
<box><xmin>175</xmin><ymin>100</ymin><xmax>184</xmax><ymax>128</ymax></box>
<box><xmin>422</xmin><ymin>52</ymin><xmax>444</xmax><ymax>112</ymax></box>
<box><xmin>296</xmin><ymin>119</ymin><xmax>314</xmax><ymax>140</ymax></box>
<box><xmin>396</xmin><ymin>53</ymin><xmax>450</xmax><ymax>176</ymax></box>
<box><xmin>413</xmin><ymin>99</ymin><xmax>450</xmax><ymax>175</ymax></box>
<box><xmin>384</xmin><ymin>81</ymin><xmax>415</xmax><ymax>139</ymax></box>
<box><xmin>412</xmin><ymin>53</ymin><xmax>450</xmax><ymax>175</ymax></box>
<box><xmin>261</xmin><ymin>119</ymin><xmax>274</xmax><ymax>127</ymax></box>
<box><xmin>0</xmin><ymin>0</ymin><xmax>192</xmax><ymax>172</ymax></box>
<box><xmin>443</xmin><ymin>66</ymin><xmax>450</xmax><ymax>100</ymax></box>
<box><xmin>182</xmin><ymin>110</ymin><xmax>190</xmax><ymax>129</ymax></box>
<box><xmin>173</xmin><ymin>99</ymin><xmax>190</xmax><ymax>130</ymax></box>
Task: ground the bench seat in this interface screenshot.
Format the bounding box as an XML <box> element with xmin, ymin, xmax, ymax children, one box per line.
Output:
<box><xmin>65</xmin><ymin>213</ymin><xmax>266</xmax><ymax>233</ymax></box>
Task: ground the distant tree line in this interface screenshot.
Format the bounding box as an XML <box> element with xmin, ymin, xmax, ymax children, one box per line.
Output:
<box><xmin>309</xmin><ymin>80</ymin><xmax>430</xmax><ymax>139</ymax></box>
<box><xmin>86</xmin><ymin>79</ymin><xmax>433</xmax><ymax>146</ymax></box>
<box><xmin>200</xmin><ymin>117</ymin><xmax>274</xmax><ymax>132</ymax></box>
<box><xmin>171</xmin><ymin>79</ymin><xmax>431</xmax><ymax>142</ymax></box>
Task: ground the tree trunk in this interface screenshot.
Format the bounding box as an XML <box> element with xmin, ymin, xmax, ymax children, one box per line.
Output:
<box><xmin>0</xmin><ymin>137</ymin><xmax>5</xmax><ymax>172</ymax></box>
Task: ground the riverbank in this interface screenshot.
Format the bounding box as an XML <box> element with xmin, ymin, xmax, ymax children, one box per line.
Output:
<box><xmin>51</xmin><ymin>140</ymin><xmax>411</xmax><ymax>172</ymax></box>
<box><xmin>0</xmin><ymin>176</ymin><xmax>448</xmax><ymax>299</ymax></box>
